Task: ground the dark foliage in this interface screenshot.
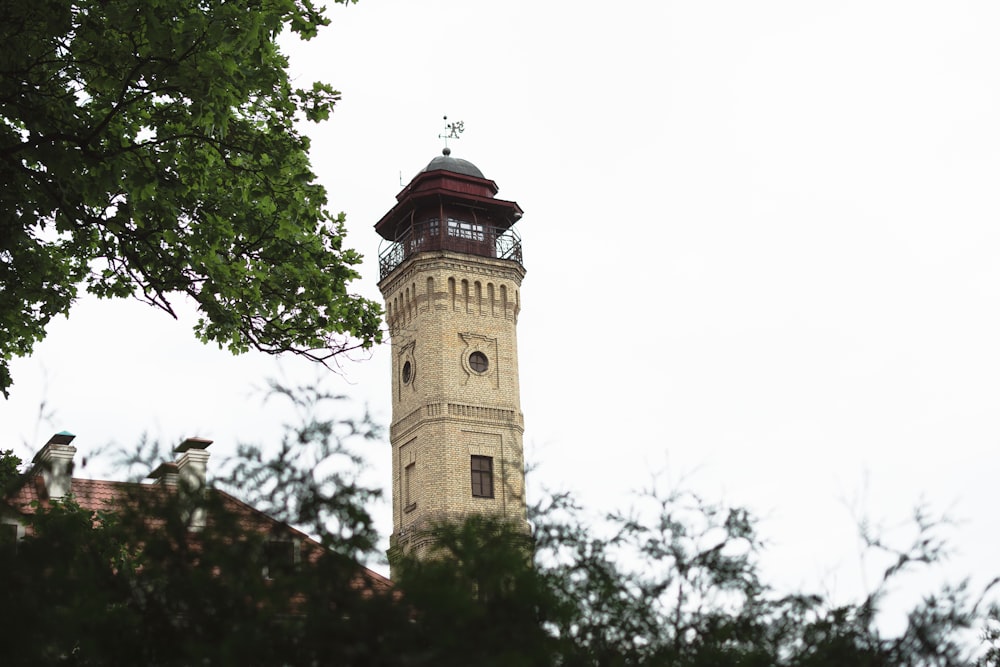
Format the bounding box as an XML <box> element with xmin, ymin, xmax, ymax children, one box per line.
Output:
<box><xmin>1</xmin><ymin>392</ymin><xmax>996</xmax><ymax>666</ymax></box>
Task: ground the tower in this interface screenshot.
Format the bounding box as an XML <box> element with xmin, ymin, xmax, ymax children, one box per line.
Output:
<box><xmin>375</xmin><ymin>148</ymin><xmax>527</xmax><ymax>570</ymax></box>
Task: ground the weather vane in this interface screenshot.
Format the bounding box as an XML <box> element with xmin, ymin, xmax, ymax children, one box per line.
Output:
<box><xmin>439</xmin><ymin>115</ymin><xmax>464</xmax><ymax>150</ymax></box>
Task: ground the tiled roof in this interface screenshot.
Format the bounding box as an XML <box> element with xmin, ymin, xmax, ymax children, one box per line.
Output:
<box><xmin>6</xmin><ymin>476</ymin><xmax>140</xmax><ymax>514</ymax></box>
<box><xmin>3</xmin><ymin>474</ymin><xmax>391</xmax><ymax>592</ymax></box>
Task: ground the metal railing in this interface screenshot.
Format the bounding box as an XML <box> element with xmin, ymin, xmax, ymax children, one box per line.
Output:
<box><xmin>378</xmin><ymin>219</ymin><xmax>523</xmax><ymax>279</ymax></box>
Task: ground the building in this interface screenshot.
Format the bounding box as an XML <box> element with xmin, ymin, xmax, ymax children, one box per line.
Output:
<box><xmin>1</xmin><ymin>431</ymin><xmax>391</xmax><ymax>591</ymax></box>
<box><xmin>375</xmin><ymin>148</ymin><xmax>528</xmax><ymax>572</ymax></box>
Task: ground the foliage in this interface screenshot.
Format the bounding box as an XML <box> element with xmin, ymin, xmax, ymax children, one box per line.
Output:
<box><xmin>391</xmin><ymin>491</ymin><xmax>996</xmax><ymax>667</ymax></box>
<box><xmin>0</xmin><ymin>449</ymin><xmax>22</xmax><ymax>495</ymax></box>
<box><xmin>1</xmin><ymin>391</ymin><xmax>997</xmax><ymax>665</ymax></box>
<box><xmin>0</xmin><ymin>0</ymin><xmax>382</xmax><ymax>398</ymax></box>
<box><xmin>1</xmin><ymin>389</ymin><xmax>402</xmax><ymax>666</ymax></box>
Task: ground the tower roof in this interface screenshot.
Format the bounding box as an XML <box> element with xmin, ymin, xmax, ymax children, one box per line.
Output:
<box><xmin>374</xmin><ymin>149</ymin><xmax>522</xmax><ymax>242</ymax></box>
<box><xmin>421</xmin><ymin>148</ymin><xmax>485</xmax><ymax>179</ymax></box>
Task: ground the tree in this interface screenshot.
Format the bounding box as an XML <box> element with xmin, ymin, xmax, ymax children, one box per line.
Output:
<box><xmin>0</xmin><ymin>388</ymin><xmax>403</xmax><ymax>666</ymax></box>
<box><xmin>394</xmin><ymin>491</ymin><xmax>996</xmax><ymax>667</ymax></box>
<box><xmin>0</xmin><ymin>0</ymin><xmax>382</xmax><ymax>398</ymax></box>
<box><xmin>0</xmin><ymin>449</ymin><xmax>22</xmax><ymax>496</ymax></box>
<box><xmin>2</xmin><ymin>387</ymin><xmax>997</xmax><ymax>665</ymax></box>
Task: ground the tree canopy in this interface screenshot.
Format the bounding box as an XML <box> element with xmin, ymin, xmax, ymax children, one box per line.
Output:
<box><xmin>0</xmin><ymin>0</ymin><xmax>382</xmax><ymax>397</ymax></box>
<box><xmin>2</xmin><ymin>391</ymin><xmax>998</xmax><ymax>666</ymax></box>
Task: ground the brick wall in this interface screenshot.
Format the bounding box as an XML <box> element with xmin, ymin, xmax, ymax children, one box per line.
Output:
<box><xmin>379</xmin><ymin>251</ymin><xmax>527</xmax><ymax>570</ymax></box>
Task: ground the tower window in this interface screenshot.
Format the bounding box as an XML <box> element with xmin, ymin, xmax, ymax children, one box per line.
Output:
<box><xmin>404</xmin><ymin>462</ymin><xmax>416</xmax><ymax>511</ymax></box>
<box><xmin>471</xmin><ymin>455</ymin><xmax>494</xmax><ymax>498</ymax></box>
<box><xmin>447</xmin><ymin>218</ymin><xmax>485</xmax><ymax>241</ymax></box>
<box><xmin>409</xmin><ymin>218</ymin><xmax>440</xmax><ymax>253</ymax></box>
<box><xmin>402</xmin><ymin>360</ymin><xmax>412</xmax><ymax>384</ymax></box>
<box><xmin>468</xmin><ymin>351</ymin><xmax>489</xmax><ymax>374</ymax></box>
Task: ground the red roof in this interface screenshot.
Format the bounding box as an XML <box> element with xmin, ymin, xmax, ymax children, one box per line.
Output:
<box><xmin>3</xmin><ymin>474</ymin><xmax>392</xmax><ymax>594</ymax></box>
<box><xmin>8</xmin><ymin>476</ymin><xmax>137</xmax><ymax>514</ymax></box>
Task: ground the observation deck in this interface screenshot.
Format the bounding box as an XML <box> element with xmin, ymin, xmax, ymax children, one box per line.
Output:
<box><xmin>378</xmin><ymin>218</ymin><xmax>523</xmax><ymax>280</ymax></box>
<box><xmin>375</xmin><ymin>150</ymin><xmax>524</xmax><ymax>281</ymax></box>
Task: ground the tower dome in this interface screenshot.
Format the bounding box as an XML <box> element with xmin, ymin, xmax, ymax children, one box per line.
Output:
<box><xmin>421</xmin><ymin>147</ymin><xmax>485</xmax><ymax>179</ymax></box>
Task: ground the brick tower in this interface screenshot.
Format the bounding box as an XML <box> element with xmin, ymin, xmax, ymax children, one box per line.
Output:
<box><xmin>375</xmin><ymin>148</ymin><xmax>527</xmax><ymax>571</ymax></box>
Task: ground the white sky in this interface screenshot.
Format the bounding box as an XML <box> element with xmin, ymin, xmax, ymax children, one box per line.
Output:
<box><xmin>3</xmin><ymin>0</ymin><xmax>998</xmax><ymax>625</ymax></box>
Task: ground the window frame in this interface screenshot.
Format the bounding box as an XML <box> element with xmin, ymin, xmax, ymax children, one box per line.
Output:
<box><xmin>470</xmin><ymin>455</ymin><xmax>494</xmax><ymax>498</ymax></box>
<box><xmin>404</xmin><ymin>461</ymin><xmax>416</xmax><ymax>512</ymax></box>
<box><xmin>262</xmin><ymin>539</ymin><xmax>298</xmax><ymax>579</ymax></box>
<box><xmin>468</xmin><ymin>351</ymin><xmax>489</xmax><ymax>374</ymax></box>
<box><xmin>447</xmin><ymin>218</ymin><xmax>486</xmax><ymax>241</ymax></box>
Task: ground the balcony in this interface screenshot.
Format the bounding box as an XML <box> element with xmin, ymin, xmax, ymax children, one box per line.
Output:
<box><xmin>378</xmin><ymin>218</ymin><xmax>523</xmax><ymax>280</ymax></box>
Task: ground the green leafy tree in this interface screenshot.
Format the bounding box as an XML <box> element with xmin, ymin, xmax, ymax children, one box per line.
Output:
<box><xmin>0</xmin><ymin>389</ymin><xmax>404</xmax><ymax>666</ymax></box>
<box><xmin>393</xmin><ymin>492</ymin><xmax>994</xmax><ymax>667</ymax></box>
<box><xmin>0</xmin><ymin>449</ymin><xmax>22</xmax><ymax>496</ymax></box>
<box><xmin>2</xmin><ymin>387</ymin><xmax>997</xmax><ymax>665</ymax></box>
<box><xmin>0</xmin><ymin>0</ymin><xmax>382</xmax><ymax>397</ymax></box>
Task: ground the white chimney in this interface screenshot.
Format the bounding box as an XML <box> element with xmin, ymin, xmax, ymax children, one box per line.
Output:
<box><xmin>174</xmin><ymin>437</ymin><xmax>212</xmax><ymax>529</ymax></box>
<box><xmin>175</xmin><ymin>437</ymin><xmax>212</xmax><ymax>491</ymax></box>
<box><xmin>31</xmin><ymin>431</ymin><xmax>77</xmax><ymax>500</ymax></box>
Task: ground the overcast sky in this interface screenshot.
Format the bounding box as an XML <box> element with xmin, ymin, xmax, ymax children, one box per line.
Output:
<box><xmin>3</xmin><ymin>0</ymin><xmax>998</xmax><ymax>625</ymax></box>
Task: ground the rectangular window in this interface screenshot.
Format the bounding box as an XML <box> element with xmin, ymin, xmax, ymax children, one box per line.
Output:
<box><xmin>408</xmin><ymin>218</ymin><xmax>440</xmax><ymax>253</ymax></box>
<box><xmin>404</xmin><ymin>462</ymin><xmax>416</xmax><ymax>511</ymax></box>
<box><xmin>447</xmin><ymin>218</ymin><xmax>485</xmax><ymax>241</ymax></box>
<box><xmin>471</xmin><ymin>455</ymin><xmax>494</xmax><ymax>498</ymax></box>
<box><xmin>263</xmin><ymin>540</ymin><xmax>297</xmax><ymax>579</ymax></box>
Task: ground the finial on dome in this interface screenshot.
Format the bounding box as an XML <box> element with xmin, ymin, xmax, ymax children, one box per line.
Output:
<box><xmin>442</xmin><ymin>147</ymin><xmax>451</xmax><ymax>156</ymax></box>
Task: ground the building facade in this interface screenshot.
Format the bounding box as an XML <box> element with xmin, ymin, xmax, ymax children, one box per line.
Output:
<box><xmin>1</xmin><ymin>431</ymin><xmax>391</xmax><ymax>592</ymax></box>
<box><xmin>375</xmin><ymin>149</ymin><xmax>528</xmax><ymax>569</ymax></box>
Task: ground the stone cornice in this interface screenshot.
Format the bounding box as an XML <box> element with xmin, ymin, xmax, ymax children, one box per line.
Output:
<box><xmin>378</xmin><ymin>250</ymin><xmax>525</xmax><ymax>297</ymax></box>
<box><xmin>390</xmin><ymin>401</ymin><xmax>525</xmax><ymax>442</ymax></box>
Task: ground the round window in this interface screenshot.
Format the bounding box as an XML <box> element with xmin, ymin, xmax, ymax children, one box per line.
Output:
<box><xmin>402</xmin><ymin>360</ymin><xmax>412</xmax><ymax>384</ymax></box>
<box><xmin>468</xmin><ymin>351</ymin><xmax>489</xmax><ymax>374</ymax></box>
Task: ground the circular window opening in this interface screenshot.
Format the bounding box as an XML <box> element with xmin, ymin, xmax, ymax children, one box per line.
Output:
<box><xmin>469</xmin><ymin>351</ymin><xmax>489</xmax><ymax>374</ymax></box>
<box><xmin>401</xmin><ymin>360</ymin><xmax>412</xmax><ymax>384</ymax></box>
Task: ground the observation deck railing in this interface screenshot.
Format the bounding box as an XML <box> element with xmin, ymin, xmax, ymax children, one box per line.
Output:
<box><xmin>378</xmin><ymin>219</ymin><xmax>523</xmax><ymax>280</ymax></box>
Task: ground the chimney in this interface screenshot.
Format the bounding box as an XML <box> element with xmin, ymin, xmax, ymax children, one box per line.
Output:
<box><xmin>175</xmin><ymin>437</ymin><xmax>212</xmax><ymax>491</ymax></box>
<box><xmin>31</xmin><ymin>431</ymin><xmax>77</xmax><ymax>500</ymax></box>
<box><xmin>175</xmin><ymin>437</ymin><xmax>212</xmax><ymax>529</ymax></box>
<box><xmin>148</xmin><ymin>461</ymin><xmax>179</xmax><ymax>486</ymax></box>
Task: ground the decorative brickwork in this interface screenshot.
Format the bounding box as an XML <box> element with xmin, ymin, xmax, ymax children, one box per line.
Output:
<box><xmin>379</xmin><ymin>248</ymin><xmax>527</xmax><ymax>574</ymax></box>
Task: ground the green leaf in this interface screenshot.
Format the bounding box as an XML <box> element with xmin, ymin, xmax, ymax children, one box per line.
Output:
<box><xmin>0</xmin><ymin>0</ymin><xmax>381</xmax><ymax>397</ymax></box>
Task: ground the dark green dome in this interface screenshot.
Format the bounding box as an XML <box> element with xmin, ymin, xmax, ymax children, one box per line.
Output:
<box><xmin>422</xmin><ymin>148</ymin><xmax>485</xmax><ymax>179</ymax></box>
